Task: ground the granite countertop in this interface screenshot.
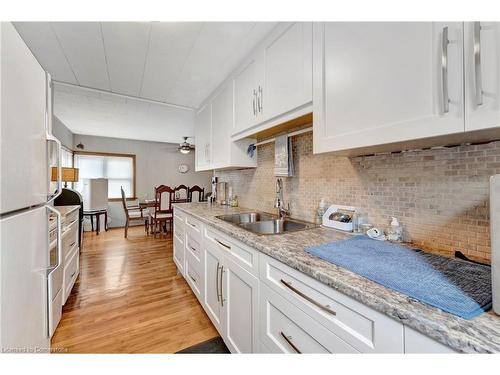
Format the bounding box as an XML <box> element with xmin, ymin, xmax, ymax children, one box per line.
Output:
<box><xmin>173</xmin><ymin>202</ymin><xmax>500</xmax><ymax>353</ymax></box>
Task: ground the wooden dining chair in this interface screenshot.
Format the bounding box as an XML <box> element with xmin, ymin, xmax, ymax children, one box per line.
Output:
<box><xmin>173</xmin><ymin>184</ymin><xmax>189</xmax><ymax>203</ymax></box>
<box><xmin>188</xmin><ymin>185</ymin><xmax>205</xmax><ymax>202</ymax></box>
<box><xmin>150</xmin><ymin>185</ymin><xmax>175</xmax><ymax>238</ymax></box>
<box><xmin>121</xmin><ymin>186</ymin><xmax>146</xmax><ymax>238</ymax></box>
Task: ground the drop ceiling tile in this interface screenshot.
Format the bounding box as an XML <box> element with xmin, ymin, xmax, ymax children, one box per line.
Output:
<box><xmin>13</xmin><ymin>22</ymin><xmax>78</xmax><ymax>84</ymax></box>
<box><xmin>51</xmin><ymin>22</ymin><xmax>110</xmax><ymax>91</ymax></box>
<box><xmin>140</xmin><ymin>22</ymin><xmax>203</xmax><ymax>103</ymax></box>
<box><xmin>100</xmin><ymin>22</ymin><xmax>152</xmax><ymax>96</ymax></box>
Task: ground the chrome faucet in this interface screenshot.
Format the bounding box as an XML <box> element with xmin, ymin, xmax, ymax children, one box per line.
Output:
<box><xmin>274</xmin><ymin>178</ymin><xmax>290</xmax><ymax>219</ymax></box>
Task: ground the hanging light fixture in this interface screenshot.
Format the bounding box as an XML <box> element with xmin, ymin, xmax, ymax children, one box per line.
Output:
<box><xmin>178</xmin><ymin>137</ymin><xmax>195</xmax><ymax>154</ymax></box>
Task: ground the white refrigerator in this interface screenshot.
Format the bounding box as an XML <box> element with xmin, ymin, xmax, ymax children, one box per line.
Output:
<box><xmin>0</xmin><ymin>22</ymin><xmax>63</xmax><ymax>352</ymax></box>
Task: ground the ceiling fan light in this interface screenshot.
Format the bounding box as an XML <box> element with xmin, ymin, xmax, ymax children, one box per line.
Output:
<box><xmin>180</xmin><ymin>147</ymin><xmax>191</xmax><ymax>154</ymax></box>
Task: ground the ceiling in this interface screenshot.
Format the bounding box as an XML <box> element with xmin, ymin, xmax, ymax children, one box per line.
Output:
<box><xmin>14</xmin><ymin>22</ymin><xmax>277</xmax><ymax>109</ymax></box>
<box><xmin>53</xmin><ymin>83</ymin><xmax>195</xmax><ymax>144</ymax></box>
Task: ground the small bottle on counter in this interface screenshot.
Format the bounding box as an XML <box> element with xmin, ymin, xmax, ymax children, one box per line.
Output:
<box><xmin>387</xmin><ymin>217</ymin><xmax>403</xmax><ymax>241</ymax></box>
<box><xmin>230</xmin><ymin>195</ymin><xmax>239</xmax><ymax>207</ymax></box>
<box><xmin>316</xmin><ymin>198</ymin><xmax>327</xmax><ymax>224</ymax></box>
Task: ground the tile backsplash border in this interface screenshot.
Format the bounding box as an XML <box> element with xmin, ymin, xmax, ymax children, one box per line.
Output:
<box><xmin>215</xmin><ymin>131</ymin><xmax>500</xmax><ymax>262</ymax></box>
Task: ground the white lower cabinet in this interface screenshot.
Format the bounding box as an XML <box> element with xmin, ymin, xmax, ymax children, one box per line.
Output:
<box><xmin>203</xmin><ymin>238</ymin><xmax>224</xmax><ymax>333</ymax></box>
<box><xmin>259</xmin><ymin>253</ymin><xmax>404</xmax><ymax>353</ymax></box>
<box><xmin>222</xmin><ymin>255</ymin><xmax>259</xmax><ymax>353</ymax></box>
<box><xmin>260</xmin><ymin>284</ymin><xmax>358</xmax><ymax>353</ymax></box>
<box><xmin>175</xmin><ymin>211</ymin><xmax>457</xmax><ymax>354</ymax></box>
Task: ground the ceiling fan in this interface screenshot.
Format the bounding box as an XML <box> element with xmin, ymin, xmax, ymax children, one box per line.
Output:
<box><xmin>178</xmin><ymin>136</ymin><xmax>195</xmax><ymax>154</ymax></box>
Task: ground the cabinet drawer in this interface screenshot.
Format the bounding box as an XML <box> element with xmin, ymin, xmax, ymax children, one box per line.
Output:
<box><xmin>185</xmin><ymin>256</ymin><xmax>202</xmax><ymax>302</ymax></box>
<box><xmin>186</xmin><ymin>231</ymin><xmax>202</xmax><ymax>265</ymax></box>
<box><xmin>185</xmin><ymin>215</ymin><xmax>202</xmax><ymax>241</ymax></box>
<box><xmin>260</xmin><ymin>284</ymin><xmax>358</xmax><ymax>353</ymax></box>
<box><xmin>173</xmin><ymin>233</ymin><xmax>184</xmax><ymax>274</ymax></box>
<box><xmin>174</xmin><ymin>209</ymin><xmax>186</xmax><ymax>237</ymax></box>
<box><xmin>65</xmin><ymin>209</ymin><xmax>79</xmax><ymax>227</ymax></box>
<box><xmin>62</xmin><ymin>219</ymin><xmax>78</xmax><ymax>260</ymax></box>
<box><xmin>174</xmin><ymin>208</ymin><xmax>186</xmax><ymax>222</ymax></box>
<box><xmin>204</xmin><ymin>226</ymin><xmax>258</xmax><ymax>276</ymax></box>
<box><xmin>174</xmin><ymin>217</ymin><xmax>185</xmax><ymax>238</ymax></box>
<box><xmin>63</xmin><ymin>247</ymin><xmax>79</xmax><ymax>304</ymax></box>
<box><xmin>259</xmin><ymin>254</ymin><xmax>404</xmax><ymax>353</ymax></box>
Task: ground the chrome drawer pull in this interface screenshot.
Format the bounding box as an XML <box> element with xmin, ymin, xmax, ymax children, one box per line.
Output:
<box><xmin>280</xmin><ymin>279</ymin><xmax>336</xmax><ymax>316</ymax></box>
<box><xmin>280</xmin><ymin>331</ymin><xmax>302</xmax><ymax>354</ymax></box>
<box><xmin>187</xmin><ymin>221</ymin><xmax>197</xmax><ymax>229</ymax></box>
<box><xmin>473</xmin><ymin>21</ymin><xmax>483</xmax><ymax>106</ymax></box>
<box><xmin>220</xmin><ymin>265</ymin><xmax>225</xmax><ymax>307</ymax></box>
<box><xmin>189</xmin><ymin>245</ymin><xmax>197</xmax><ymax>252</ymax></box>
<box><xmin>441</xmin><ymin>26</ymin><xmax>450</xmax><ymax>113</ymax></box>
<box><xmin>216</xmin><ymin>262</ymin><xmax>221</xmax><ymax>302</ymax></box>
<box><xmin>189</xmin><ymin>274</ymin><xmax>197</xmax><ymax>283</ymax></box>
<box><xmin>214</xmin><ymin>238</ymin><xmax>231</xmax><ymax>250</ymax></box>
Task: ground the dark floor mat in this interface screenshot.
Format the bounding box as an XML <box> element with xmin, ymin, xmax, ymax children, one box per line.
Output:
<box><xmin>176</xmin><ymin>336</ymin><xmax>230</xmax><ymax>354</ymax></box>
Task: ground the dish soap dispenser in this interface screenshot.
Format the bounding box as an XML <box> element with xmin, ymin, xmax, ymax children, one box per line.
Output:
<box><xmin>388</xmin><ymin>217</ymin><xmax>403</xmax><ymax>242</ymax></box>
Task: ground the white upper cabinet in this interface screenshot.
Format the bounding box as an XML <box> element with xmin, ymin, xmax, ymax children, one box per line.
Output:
<box><xmin>211</xmin><ymin>83</ymin><xmax>234</xmax><ymax>166</ymax></box>
<box><xmin>464</xmin><ymin>22</ymin><xmax>500</xmax><ymax>132</ymax></box>
<box><xmin>313</xmin><ymin>22</ymin><xmax>465</xmax><ymax>154</ymax></box>
<box><xmin>234</xmin><ymin>56</ymin><xmax>262</xmax><ymax>134</ymax></box>
<box><xmin>232</xmin><ymin>22</ymin><xmax>313</xmax><ymax>139</ymax></box>
<box><xmin>194</xmin><ymin>104</ymin><xmax>211</xmax><ymax>171</ymax></box>
<box><xmin>260</xmin><ymin>22</ymin><xmax>312</xmax><ymax>122</ymax></box>
<box><xmin>196</xmin><ymin>79</ymin><xmax>257</xmax><ymax>171</ymax></box>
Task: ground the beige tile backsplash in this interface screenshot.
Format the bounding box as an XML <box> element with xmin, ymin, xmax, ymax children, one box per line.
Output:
<box><xmin>215</xmin><ymin>131</ymin><xmax>500</xmax><ymax>261</ymax></box>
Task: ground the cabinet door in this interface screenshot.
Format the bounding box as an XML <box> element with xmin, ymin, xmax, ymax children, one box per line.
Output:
<box><xmin>221</xmin><ymin>256</ymin><xmax>259</xmax><ymax>353</ymax></box>
<box><xmin>194</xmin><ymin>104</ymin><xmax>211</xmax><ymax>170</ymax></box>
<box><xmin>261</xmin><ymin>22</ymin><xmax>312</xmax><ymax>121</ymax></box>
<box><xmin>1</xmin><ymin>22</ymin><xmax>48</xmax><ymax>213</ymax></box>
<box><xmin>211</xmin><ymin>82</ymin><xmax>233</xmax><ymax>166</ymax></box>
<box><xmin>203</xmin><ymin>241</ymin><xmax>223</xmax><ymax>333</ymax></box>
<box><xmin>464</xmin><ymin>22</ymin><xmax>500</xmax><ymax>131</ymax></box>
<box><xmin>233</xmin><ymin>57</ymin><xmax>259</xmax><ymax>135</ymax></box>
<box><xmin>313</xmin><ymin>22</ymin><xmax>464</xmax><ymax>154</ymax></box>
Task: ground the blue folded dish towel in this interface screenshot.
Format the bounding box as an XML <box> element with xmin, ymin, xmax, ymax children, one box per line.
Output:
<box><xmin>305</xmin><ymin>236</ymin><xmax>492</xmax><ymax>319</ymax></box>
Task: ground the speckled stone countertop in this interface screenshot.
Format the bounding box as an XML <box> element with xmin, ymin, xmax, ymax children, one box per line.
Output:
<box><xmin>173</xmin><ymin>202</ymin><xmax>500</xmax><ymax>353</ymax></box>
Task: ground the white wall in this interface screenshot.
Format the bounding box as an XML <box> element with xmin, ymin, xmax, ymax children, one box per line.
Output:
<box><xmin>52</xmin><ymin>115</ymin><xmax>73</xmax><ymax>149</ymax></box>
<box><xmin>73</xmin><ymin>134</ymin><xmax>212</xmax><ymax>228</ymax></box>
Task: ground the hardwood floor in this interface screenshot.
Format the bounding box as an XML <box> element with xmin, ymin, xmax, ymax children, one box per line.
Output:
<box><xmin>51</xmin><ymin>226</ymin><xmax>219</xmax><ymax>353</ymax></box>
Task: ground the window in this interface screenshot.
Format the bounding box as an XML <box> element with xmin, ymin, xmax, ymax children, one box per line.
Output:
<box><xmin>61</xmin><ymin>147</ymin><xmax>73</xmax><ymax>168</ymax></box>
<box><xmin>73</xmin><ymin>152</ymin><xmax>136</xmax><ymax>200</ymax></box>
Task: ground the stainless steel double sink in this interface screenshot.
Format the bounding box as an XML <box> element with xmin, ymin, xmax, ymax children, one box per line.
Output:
<box><xmin>216</xmin><ymin>211</ymin><xmax>316</xmax><ymax>235</ymax></box>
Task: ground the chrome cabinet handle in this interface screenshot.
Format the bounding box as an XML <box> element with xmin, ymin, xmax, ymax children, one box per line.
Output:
<box><xmin>441</xmin><ymin>26</ymin><xmax>450</xmax><ymax>114</ymax></box>
<box><xmin>252</xmin><ymin>89</ymin><xmax>257</xmax><ymax>115</ymax></box>
<box><xmin>280</xmin><ymin>279</ymin><xmax>336</xmax><ymax>316</ymax></box>
<box><xmin>258</xmin><ymin>85</ymin><xmax>263</xmax><ymax>113</ymax></box>
<box><xmin>473</xmin><ymin>22</ymin><xmax>483</xmax><ymax>106</ymax></box>
<box><xmin>219</xmin><ymin>265</ymin><xmax>224</xmax><ymax>307</ymax></box>
<box><xmin>46</xmin><ymin>206</ymin><xmax>62</xmax><ymax>272</ymax></box>
<box><xmin>280</xmin><ymin>331</ymin><xmax>302</xmax><ymax>354</ymax></box>
<box><xmin>45</xmin><ymin>73</ymin><xmax>62</xmax><ymax>202</ymax></box>
<box><xmin>187</xmin><ymin>220</ymin><xmax>197</xmax><ymax>229</ymax></box>
<box><xmin>216</xmin><ymin>261</ymin><xmax>220</xmax><ymax>302</ymax></box>
<box><xmin>214</xmin><ymin>238</ymin><xmax>231</xmax><ymax>250</ymax></box>
<box><xmin>70</xmin><ymin>270</ymin><xmax>77</xmax><ymax>278</ymax></box>
<box><xmin>189</xmin><ymin>273</ymin><xmax>197</xmax><ymax>283</ymax></box>
<box><xmin>189</xmin><ymin>245</ymin><xmax>197</xmax><ymax>252</ymax></box>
